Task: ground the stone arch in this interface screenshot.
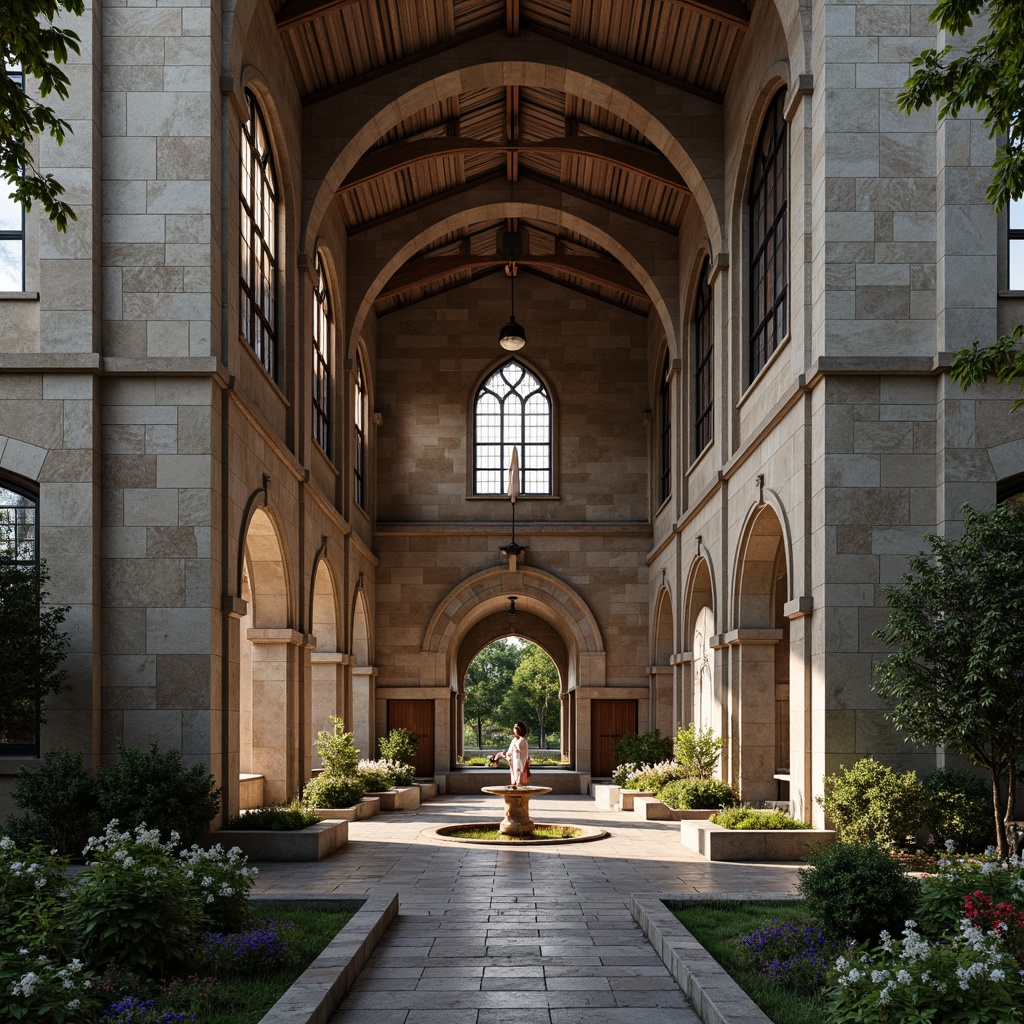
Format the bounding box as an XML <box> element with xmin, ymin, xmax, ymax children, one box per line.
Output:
<box><xmin>653</xmin><ymin>586</ymin><xmax>674</xmax><ymax>665</ymax></box>
<box><xmin>243</xmin><ymin>504</ymin><xmax>292</xmax><ymax>629</ymax></box>
<box><xmin>344</xmin><ymin>192</ymin><xmax>679</xmax><ymax>363</ymax></box>
<box><xmin>304</xmin><ymin>54</ymin><xmax>725</xmax><ymax>259</ymax></box>
<box><xmin>684</xmin><ymin>555</ymin><xmax>717</xmax><ymax>736</ymax></box>
<box><xmin>350</xmin><ymin>578</ymin><xmax>374</xmax><ymax>757</ymax></box>
<box><xmin>733</xmin><ymin>494</ymin><xmax>793</xmax><ymax>627</ymax></box>
<box><xmin>650</xmin><ymin>585</ymin><xmax>675</xmax><ymax>739</ymax></box>
<box><xmin>309</xmin><ymin>553</ymin><xmax>343</xmax><ymax>765</ymax></box>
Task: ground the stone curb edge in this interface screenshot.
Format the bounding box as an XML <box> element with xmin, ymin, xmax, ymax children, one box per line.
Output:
<box><xmin>631</xmin><ymin>892</ymin><xmax>799</xmax><ymax>1024</ymax></box>
<box><xmin>252</xmin><ymin>892</ymin><xmax>399</xmax><ymax>1024</ymax></box>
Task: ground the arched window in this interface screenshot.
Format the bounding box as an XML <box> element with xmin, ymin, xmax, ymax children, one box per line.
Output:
<box><xmin>658</xmin><ymin>352</ymin><xmax>671</xmax><ymax>504</ymax></box>
<box><xmin>312</xmin><ymin>252</ymin><xmax>331</xmax><ymax>454</ymax></box>
<box><xmin>474</xmin><ymin>360</ymin><xmax>551</xmax><ymax>495</ymax></box>
<box><xmin>354</xmin><ymin>353</ymin><xmax>366</xmax><ymax>510</ymax></box>
<box><xmin>748</xmin><ymin>90</ymin><xmax>787</xmax><ymax>381</ymax></box>
<box><xmin>240</xmin><ymin>90</ymin><xmax>278</xmax><ymax>378</ymax></box>
<box><xmin>694</xmin><ymin>257</ymin><xmax>714</xmax><ymax>456</ymax></box>
<box><xmin>0</xmin><ymin>65</ymin><xmax>25</xmax><ymax>291</ymax></box>
<box><xmin>0</xmin><ymin>480</ymin><xmax>40</xmax><ymax>754</ymax></box>
<box><xmin>1010</xmin><ymin>199</ymin><xmax>1024</xmax><ymax>289</ymax></box>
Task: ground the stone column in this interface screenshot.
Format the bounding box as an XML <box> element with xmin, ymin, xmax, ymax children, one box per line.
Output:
<box><xmin>310</xmin><ymin>652</ymin><xmax>353</xmax><ymax>767</ymax></box>
<box><xmin>351</xmin><ymin>665</ymin><xmax>377</xmax><ymax>762</ymax></box>
<box><xmin>246</xmin><ymin>627</ymin><xmax>305</xmax><ymax>804</ymax></box>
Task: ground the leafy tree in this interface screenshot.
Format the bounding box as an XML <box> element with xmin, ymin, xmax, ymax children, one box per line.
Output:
<box><xmin>0</xmin><ymin>561</ymin><xmax>69</xmax><ymax>746</ymax></box>
<box><xmin>2</xmin><ymin>0</ymin><xmax>84</xmax><ymax>231</ymax></box>
<box><xmin>674</xmin><ymin>723</ymin><xmax>723</xmax><ymax>780</ymax></box>
<box><xmin>898</xmin><ymin>0</ymin><xmax>1024</xmax><ymax>402</ymax></box>
<box><xmin>464</xmin><ymin>639</ymin><xmax>521</xmax><ymax>748</ymax></box>
<box><xmin>500</xmin><ymin>645</ymin><xmax>560</xmax><ymax>749</ymax></box>
<box><xmin>873</xmin><ymin>503</ymin><xmax>1024</xmax><ymax>855</ymax></box>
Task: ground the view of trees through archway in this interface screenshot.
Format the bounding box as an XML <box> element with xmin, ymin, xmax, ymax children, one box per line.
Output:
<box><xmin>463</xmin><ymin>639</ymin><xmax>561</xmax><ymax>753</ymax></box>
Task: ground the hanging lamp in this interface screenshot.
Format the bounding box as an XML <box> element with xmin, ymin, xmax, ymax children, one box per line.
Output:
<box><xmin>498</xmin><ymin>262</ymin><xmax>527</xmax><ymax>351</ymax></box>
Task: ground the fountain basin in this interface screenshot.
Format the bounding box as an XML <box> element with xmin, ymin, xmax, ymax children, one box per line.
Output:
<box><xmin>427</xmin><ymin>822</ymin><xmax>607</xmax><ymax>845</ymax></box>
<box><xmin>481</xmin><ymin>784</ymin><xmax>552</xmax><ymax>836</ymax></box>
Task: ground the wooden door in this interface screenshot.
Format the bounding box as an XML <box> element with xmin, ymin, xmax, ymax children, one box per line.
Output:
<box><xmin>386</xmin><ymin>699</ymin><xmax>434</xmax><ymax>777</ymax></box>
<box><xmin>590</xmin><ymin>699</ymin><xmax>637</xmax><ymax>778</ymax></box>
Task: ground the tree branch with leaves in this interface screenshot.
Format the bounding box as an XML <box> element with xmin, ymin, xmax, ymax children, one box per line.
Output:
<box><xmin>1</xmin><ymin>0</ymin><xmax>85</xmax><ymax>231</ymax></box>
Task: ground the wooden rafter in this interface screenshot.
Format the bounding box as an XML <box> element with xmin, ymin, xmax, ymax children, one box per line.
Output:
<box><xmin>506</xmin><ymin>0</ymin><xmax>520</xmax><ymax>36</ymax></box>
<box><xmin>663</xmin><ymin>0</ymin><xmax>750</xmax><ymax>30</ymax></box>
<box><xmin>378</xmin><ymin>254</ymin><xmax>648</xmax><ymax>302</ymax></box>
<box><xmin>277</xmin><ymin>0</ymin><xmax>361</xmax><ymax>33</ymax></box>
<box><xmin>339</xmin><ymin>136</ymin><xmax>689</xmax><ymax>193</ymax></box>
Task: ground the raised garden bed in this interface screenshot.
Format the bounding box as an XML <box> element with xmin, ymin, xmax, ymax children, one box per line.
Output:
<box><xmin>217</xmin><ymin>818</ymin><xmax>348</xmax><ymax>861</ymax></box>
<box><xmin>679</xmin><ymin>819</ymin><xmax>835</xmax><ymax>861</ymax></box>
<box><xmin>364</xmin><ymin>786</ymin><xmax>420</xmax><ymax>811</ymax></box>
<box><xmin>618</xmin><ymin>788</ymin><xmax>653</xmax><ymax>811</ymax></box>
<box><xmin>633</xmin><ymin>797</ymin><xmax>717</xmax><ymax>822</ymax></box>
<box><xmin>312</xmin><ymin>797</ymin><xmax>380</xmax><ymax>821</ymax></box>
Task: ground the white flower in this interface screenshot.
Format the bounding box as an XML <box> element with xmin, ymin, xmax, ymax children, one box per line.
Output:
<box><xmin>896</xmin><ymin>970</ymin><xmax>911</xmax><ymax>985</ymax></box>
<box><xmin>68</xmin><ymin>1000</ymin><xmax>80</xmax><ymax>1010</ymax></box>
<box><xmin>12</xmin><ymin>972</ymin><xmax>40</xmax><ymax>998</ymax></box>
<box><xmin>991</xmin><ymin>968</ymin><xmax>1006</xmax><ymax>982</ymax></box>
<box><xmin>870</xmin><ymin>969</ymin><xmax>889</xmax><ymax>984</ymax></box>
<box><xmin>0</xmin><ymin>836</ymin><xmax>14</xmax><ymax>850</ymax></box>
<box><xmin>847</xmin><ymin>968</ymin><xmax>862</xmax><ymax>982</ymax></box>
<box><xmin>945</xmin><ymin>838</ymin><xmax>955</xmax><ymax>853</ymax></box>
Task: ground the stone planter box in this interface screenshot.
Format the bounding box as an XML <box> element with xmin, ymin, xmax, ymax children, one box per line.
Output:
<box><xmin>218</xmin><ymin>818</ymin><xmax>348</xmax><ymax>861</ymax></box>
<box><xmin>239</xmin><ymin>773</ymin><xmax>265</xmax><ymax>810</ymax></box>
<box><xmin>680</xmin><ymin>819</ymin><xmax>836</xmax><ymax>861</ymax></box>
<box><xmin>633</xmin><ymin>797</ymin><xmax>717</xmax><ymax>822</ymax></box>
<box><xmin>592</xmin><ymin>783</ymin><xmax>620</xmax><ymax>809</ymax></box>
<box><xmin>364</xmin><ymin>786</ymin><xmax>420</xmax><ymax>811</ymax></box>
<box><xmin>313</xmin><ymin>797</ymin><xmax>380</xmax><ymax>821</ymax></box>
<box><xmin>416</xmin><ymin>781</ymin><xmax>438</xmax><ymax>801</ymax></box>
<box><xmin>618</xmin><ymin>789</ymin><xmax>653</xmax><ymax>811</ymax></box>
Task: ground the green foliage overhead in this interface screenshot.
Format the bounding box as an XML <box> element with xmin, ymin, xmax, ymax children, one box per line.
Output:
<box><xmin>1</xmin><ymin>0</ymin><xmax>85</xmax><ymax>230</ymax></box>
<box><xmin>0</xmin><ymin>561</ymin><xmax>69</xmax><ymax>745</ymax></box>
<box><xmin>898</xmin><ymin>0</ymin><xmax>1024</xmax><ymax>403</ymax></box>
<box><xmin>873</xmin><ymin>503</ymin><xmax>1024</xmax><ymax>855</ymax></box>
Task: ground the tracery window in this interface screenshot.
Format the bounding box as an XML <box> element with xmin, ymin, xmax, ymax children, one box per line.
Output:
<box><xmin>474</xmin><ymin>360</ymin><xmax>551</xmax><ymax>495</ymax></box>
<box><xmin>312</xmin><ymin>253</ymin><xmax>331</xmax><ymax>454</ymax></box>
<box><xmin>749</xmin><ymin>90</ymin><xmax>788</xmax><ymax>381</ymax></box>
<box><xmin>0</xmin><ymin>480</ymin><xmax>39</xmax><ymax>755</ymax></box>
<box><xmin>694</xmin><ymin>257</ymin><xmax>714</xmax><ymax>456</ymax></box>
<box><xmin>240</xmin><ymin>90</ymin><xmax>278</xmax><ymax>377</ymax></box>
<box><xmin>354</xmin><ymin>353</ymin><xmax>366</xmax><ymax>510</ymax></box>
<box><xmin>658</xmin><ymin>352</ymin><xmax>671</xmax><ymax>504</ymax></box>
<box><xmin>0</xmin><ymin>65</ymin><xmax>25</xmax><ymax>291</ymax></box>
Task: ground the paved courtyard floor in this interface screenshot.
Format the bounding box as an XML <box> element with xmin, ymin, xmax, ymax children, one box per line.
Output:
<box><xmin>252</xmin><ymin>791</ymin><xmax>802</xmax><ymax>1024</ymax></box>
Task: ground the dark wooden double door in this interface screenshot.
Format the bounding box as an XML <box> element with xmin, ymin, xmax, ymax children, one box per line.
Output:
<box><xmin>386</xmin><ymin>699</ymin><xmax>434</xmax><ymax>776</ymax></box>
<box><xmin>590</xmin><ymin>699</ymin><xmax>638</xmax><ymax>778</ymax></box>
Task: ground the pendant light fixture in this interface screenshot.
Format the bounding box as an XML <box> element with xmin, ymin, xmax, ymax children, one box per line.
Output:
<box><xmin>498</xmin><ymin>261</ymin><xmax>527</xmax><ymax>351</ymax></box>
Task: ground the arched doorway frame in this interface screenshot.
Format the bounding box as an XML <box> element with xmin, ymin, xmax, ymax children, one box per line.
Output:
<box><xmin>422</xmin><ymin>565</ymin><xmax>606</xmax><ymax>770</ymax></box>
<box><xmin>683</xmin><ymin>551</ymin><xmax>718</xmax><ymax>743</ymax></box>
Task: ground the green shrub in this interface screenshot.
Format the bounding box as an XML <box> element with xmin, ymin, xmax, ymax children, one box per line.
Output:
<box><xmin>712</xmin><ymin>807</ymin><xmax>809</xmax><ymax>830</ymax></box>
<box><xmin>922</xmin><ymin>767</ymin><xmax>993</xmax><ymax>853</ymax></box>
<box><xmin>355</xmin><ymin>762</ymin><xmax>393</xmax><ymax>792</ymax></box>
<box><xmin>3</xmin><ymin>748</ymin><xmax>99</xmax><ymax>855</ymax></box>
<box><xmin>303</xmin><ymin>773</ymin><xmax>366</xmax><ymax>809</ymax></box>
<box><xmin>225</xmin><ymin>803</ymin><xmax>320</xmax><ymax>831</ymax></box>
<box><xmin>797</xmin><ymin>842</ymin><xmax>920</xmax><ymax>943</ymax></box>
<box><xmin>178</xmin><ymin>843</ymin><xmax>256</xmax><ymax>933</ymax></box>
<box><xmin>378</xmin><ymin>758</ymin><xmax>415</xmax><ymax>786</ymax></box>
<box><xmin>95</xmin><ymin>740</ymin><xmax>220</xmax><ymax>846</ymax></box>
<box><xmin>378</xmin><ymin>727</ymin><xmax>418</xmax><ymax>767</ymax></box>
<box><xmin>68</xmin><ymin>822</ymin><xmax>203</xmax><ymax>974</ymax></box>
<box><xmin>820</xmin><ymin>757</ymin><xmax>927</xmax><ymax>849</ymax></box>
<box><xmin>613</xmin><ymin>729</ymin><xmax>673</xmax><ymax>769</ymax></box>
<box><xmin>674</xmin><ymin>723</ymin><xmax>723</xmax><ymax>780</ymax></box>
<box><xmin>0</xmin><ymin>836</ymin><xmax>73</xmax><ymax>957</ymax></box>
<box><xmin>657</xmin><ymin>778</ymin><xmax>739</xmax><ymax>809</ymax></box>
<box><xmin>315</xmin><ymin>717</ymin><xmax>360</xmax><ymax>778</ymax></box>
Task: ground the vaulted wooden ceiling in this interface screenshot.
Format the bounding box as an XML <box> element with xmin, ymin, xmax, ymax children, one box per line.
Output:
<box><xmin>271</xmin><ymin>0</ymin><xmax>751</xmax><ymax>314</ymax></box>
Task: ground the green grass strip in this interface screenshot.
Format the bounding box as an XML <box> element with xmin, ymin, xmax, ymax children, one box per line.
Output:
<box><xmin>671</xmin><ymin>899</ymin><xmax>829</xmax><ymax>1024</ymax></box>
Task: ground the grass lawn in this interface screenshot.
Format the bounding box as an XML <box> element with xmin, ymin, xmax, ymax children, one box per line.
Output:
<box><xmin>670</xmin><ymin>899</ymin><xmax>829</xmax><ymax>1024</ymax></box>
<box><xmin>201</xmin><ymin>904</ymin><xmax>355</xmax><ymax>1024</ymax></box>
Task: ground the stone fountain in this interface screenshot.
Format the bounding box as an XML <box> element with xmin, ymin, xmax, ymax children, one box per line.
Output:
<box><xmin>480</xmin><ymin>784</ymin><xmax>553</xmax><ymax>836</ymax></box>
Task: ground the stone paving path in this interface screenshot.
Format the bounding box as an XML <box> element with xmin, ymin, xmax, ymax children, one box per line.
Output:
<box><xmin>252</xmin><ymin>791</ymin><xmax>802</xmax><ymax>1024</ymax></box>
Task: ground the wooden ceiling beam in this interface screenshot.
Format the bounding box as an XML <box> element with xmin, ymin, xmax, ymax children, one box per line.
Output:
<box><xmin>378</xmin><ymin>254</ymin><xmax>649</xmax><ymax>302</ymax></box>
<box><xmin>662</xmin><ymin>0</ymin><xmax>750</xmax><ymax>30</ymax></box>
<box><xmin>506</xmin><ymin>0</ymin><xmax>520</xmax><ymax>36</ymax></box>
<box><xmin>339</xmin><ymin>135</ymin><xmax>688</xmax><ymax>192</ymax></box>
<box><xmin>277</xmin><ymin>0</ymin><xmax>361</xmax><ymax>33</ymax></box>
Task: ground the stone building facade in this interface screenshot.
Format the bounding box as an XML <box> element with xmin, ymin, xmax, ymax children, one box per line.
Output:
<box><xmin>1</xmin><ymin>0</ymin><xmax>1021</xmax><ymax>827</ymax></box>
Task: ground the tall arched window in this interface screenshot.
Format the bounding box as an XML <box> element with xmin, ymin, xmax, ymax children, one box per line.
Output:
<box><xmin>0</xmin><ymin>480</ymin><xmax>40</xmax><ymax>754</ymax></box>
<box><xmin>312</xmin><ymin>252</ymin><xmax>331</xmax><ymax>454</ymax></box>
<box><xmin>694</xmin><ymin>257</ymin><xmax>714</xmax><ymax>456</ymax></box>
<box><xmin>0</xmin><ymin>65</ymin><xmax>26</xmax><ymax>291</ymax></box>
<box><xmin>748</xmin><ymin>90</ymin><xmax>787</xmax><ymax>381</ymax></box>
<box><xmin>240</xmin><ymin>90</ymin><xmax>278</xmax><ymax>378</ymax></box>
<box><xmin>354</xmin><ymin>353</ymin><xmax>366</xmax><ymax>510</ymax></box>
<box><xmin>475</xmin><ymin>360</ymin><xmax>551</xmax><ymax>495</ymax></box>
<box><xmin>658</xmin><ymin>352</ymin><xmax>671</xmax><ymax>504</ymax></box>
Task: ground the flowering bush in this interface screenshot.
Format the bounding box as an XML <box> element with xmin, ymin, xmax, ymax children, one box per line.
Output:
<box><xmin>827</xmin><ymin>919</ymin><xmax>1024</xmax><ymax>1024</ymax></box>
<box><xmin>178</xmin><ymin>843</ymin><xmax>256</xmax><ymax>933</ymax></box>
<box><xmin>0</xmin><ymin>951</ymin><xmax>100</xmax><ymax>1023</ymax></box>
<box><xmin>739</xmin><ymin>918</ymin><xmax>841</xmax><ymax>993</ymax></box>
<box><xmin>199</xmin><ymin>920</ymin><xmax>294</xmax><ymax>975</ymax></box>
<box><xmin>0</xmin><ymin>835</ymin><xmax>73</xmax><ymax>953</ymax></box>
<box><xmin>619</xmin><ymin>760</ymin><xmax>687</xmax><ymax>792</ymax></box>
<box><xmin>964</xmin><ymin>890</ymin><xmax>1024</xmax><ymax>964</ymax></box>
<box><xmin>916</xmin><ymin>847</ymin><xmax>1024</xmax><ymax>940</ymax></box>
<box><xmin>611</xmin><ymin>761</ymin><xmax>643</xmax><ymax>787</ymax></box>
<box><xmin>102</xmin><ymin>995</ymin><xmax>197</xmax><ymax>1023</ymax></box>
<box><xmin>356</xmin><ymin>758</ymin><xmax>413</xmax><ymax>789</ymax></box>
<box><xmin>68</xmin><ymin>822</ymin><xmax>202</xmax><ymax>974</ymax></box>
